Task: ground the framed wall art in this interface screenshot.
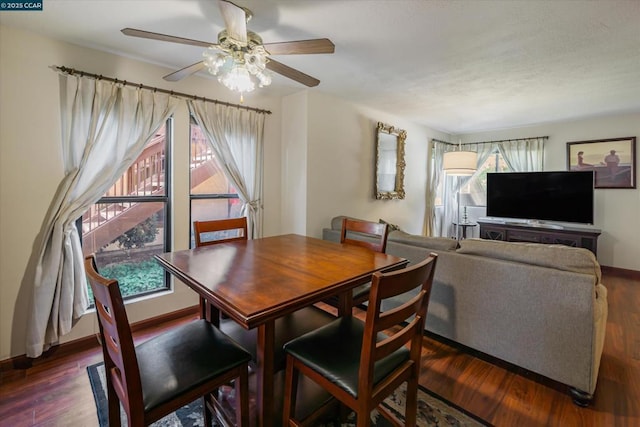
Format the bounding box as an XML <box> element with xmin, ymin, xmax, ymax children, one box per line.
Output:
<box><xmin>566</xmin><ymin>137</ymin><xmax>636</xmax><ymax>189</ymax></box>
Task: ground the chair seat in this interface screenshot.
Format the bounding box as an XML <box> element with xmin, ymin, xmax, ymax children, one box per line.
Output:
<box><xmin>351</xmin><ymin>283</ymin><xmax>371</xmax><ymax>302</ymax></box>
<box><xmin>283</xmin><ymin>317</ymin><xmax>409</xmax><ymax>398</ymax></box>
<box><xmin>220</xmin><ymin>306</ymin><xmax>335</xmax><ymax>373</ymax></box>
<box><xmin>136</xmin><ymin>319</ymin><xmax>252</xmax><ymax>412</ymax></box>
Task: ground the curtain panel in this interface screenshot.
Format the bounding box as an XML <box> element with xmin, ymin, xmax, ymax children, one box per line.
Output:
<box><xmin>26</xmin><ymin>74</ymin><xmax>179</xmax><ymax>358</ymax></box>
<box><xmin>424</xmin><ymin>141</ymin><xmax>455</xmax><ymax>236</ymax></box>
<box><xmin>187</xmin><ymin>100</ymin><xmax>265</xmax><ymax>239</ymax></box>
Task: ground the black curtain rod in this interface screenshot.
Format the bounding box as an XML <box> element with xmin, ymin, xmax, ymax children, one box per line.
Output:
<box><xmin>52</xmin><ymin>66</ymin><xmax>272</xmax><ymax>115</ymax></box>
<box><xmin>433</xmin><ymin>136</ymin><xmax>548</xmax><ymax>146</ymax></box>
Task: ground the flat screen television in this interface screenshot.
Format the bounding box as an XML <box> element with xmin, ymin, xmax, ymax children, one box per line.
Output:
<box><xmin>486</xmin><ymin>171</ymin><xmax>595</xmax><ymax>225</ymax></box>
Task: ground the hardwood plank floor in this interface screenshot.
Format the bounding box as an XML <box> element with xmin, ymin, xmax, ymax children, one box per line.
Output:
<box><xmin>0</xmin><ymin>271</ymin><xmax>638</xmax><ymax>426</ymax></box>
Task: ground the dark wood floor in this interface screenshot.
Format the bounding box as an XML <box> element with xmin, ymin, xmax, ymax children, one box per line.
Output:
<box><xmin>0</xmin><ymin>270</ymin><xmax>638</xmax><ymax>426</ymax></box>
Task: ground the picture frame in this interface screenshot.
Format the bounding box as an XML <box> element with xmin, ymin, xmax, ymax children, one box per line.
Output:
<box><xmin>566</xmin><ymin>137</ymin><xmax>636</xmax><ymax>189</ymax></box>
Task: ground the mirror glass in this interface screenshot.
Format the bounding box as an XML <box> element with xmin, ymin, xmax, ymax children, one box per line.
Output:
<box><xmin>375</xmin><ymin>122</ymin><xmax>406</xmax><ymax>199</ymax></box>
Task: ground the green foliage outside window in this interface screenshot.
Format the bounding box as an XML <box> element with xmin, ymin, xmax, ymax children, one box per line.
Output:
<box><xmin>87</xmin><ymin>259</ymin><xmax>164</xmax><ymax>300</ymax></box>
<box><xmin>112</xmin><ymin>216</ymin><xmax>158</xmax><ymax>250</ymax></box>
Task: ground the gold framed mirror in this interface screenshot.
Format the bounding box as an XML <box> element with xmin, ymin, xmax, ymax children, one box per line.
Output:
<box><xmin>375</xmin><ymin>122</ymin><xmax>406</xmax><ymax>200</ymax></box>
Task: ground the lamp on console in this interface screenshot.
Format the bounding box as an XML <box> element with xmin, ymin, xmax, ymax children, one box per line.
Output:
<box><xmin>443</xmin><ymin>141</ymin><xmax>477</xmax><ymax>240</ymax></box>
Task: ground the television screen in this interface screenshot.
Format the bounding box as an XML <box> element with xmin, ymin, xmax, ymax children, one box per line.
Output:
<box><xmin>486</xmin><ymin>171</ymin><xmax>595</xmax><ymax>225</ymax></box>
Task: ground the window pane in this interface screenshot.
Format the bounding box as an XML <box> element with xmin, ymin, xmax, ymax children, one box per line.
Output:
<box><xmin>82</xmin><ymin>202</ymin><xmax>167</xmax><ymax>299</ymax></box>
<box><xmin>190</xmin><ymin>125</ymin><xmax>237</xmax><ymax>195</ymax></box>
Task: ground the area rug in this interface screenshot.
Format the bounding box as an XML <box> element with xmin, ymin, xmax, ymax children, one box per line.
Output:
<box><xmin>88</xmin><ymin>362</ymin><xmax>488</xmax><ymax>426</ymax></box>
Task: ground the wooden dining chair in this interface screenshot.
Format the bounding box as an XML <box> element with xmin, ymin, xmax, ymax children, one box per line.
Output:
<box><xmin>326</xmin><ymin>218</ymin><xmax>389</xmax><ymax>309</ymax></box>
<box><xmin>193</xmin><ymin>217</ymin><xmax>248</xmax><ymax>247</ymax></box>
<box><xmin>282</xmin><ymin>253</ymin><xmax>438</xmax><ymax>427</ymax></box>
<box><xmin>84</xmin><ymin>254</ymin><xmax>252</xmax><ymax>427</ymax></box>
<box><xmin>340</xmin><ymin>217</ymin><xmax>389</xmax><ymax>253</ymax></box>
<box><xmin>193</xmin><ymin>217</ymin><xmax>248</xmax><ymax>319</ymax></box>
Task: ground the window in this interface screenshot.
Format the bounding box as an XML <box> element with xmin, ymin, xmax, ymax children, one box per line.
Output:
<box><xmin>80</xmin><ymin>121</ymin><xmax>171</xmax><ymax>300</ymax></box>
<box><xmin>461</xmin><ymin>149</ymin><xmax>512</xmax><ymax>207</ymax></box>
<box><xmin>189</xmin><ymin>120</ymin><xmax>241</xmax><ymax>247</ymax></box>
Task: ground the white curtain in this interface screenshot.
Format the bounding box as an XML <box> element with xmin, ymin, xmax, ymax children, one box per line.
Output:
<box><xmin>26</xmin><ymin>74</ymin><xmax>179</xmax><ymax>358</ymax></box>
<box><xmin>187</xmin><ymin>100</ymin><xmax>265</xmax><ymax>239</ymax></box>
<box><xmin>498</xmin><ymin>137</ymin><xmax>545</xmax><ymax>172</ymax></box>
<box><xmin>424</xmin><ymin>141</ymin><xmax>455</xmax><ymax>236</ymax></box>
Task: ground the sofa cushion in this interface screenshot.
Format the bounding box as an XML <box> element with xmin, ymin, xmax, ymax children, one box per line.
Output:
<box><xmin>457</xmin><ymin>238</ymin><xmax>601</xmax><ymax>282</ymax></box>
<box><xmin>388</xmin><ymin>230</ymin><xmax>459</xmax><ymax>251</ymax></box>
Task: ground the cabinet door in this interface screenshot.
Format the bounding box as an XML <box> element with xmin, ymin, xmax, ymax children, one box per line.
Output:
<box><xmin>480</xmin><ymin>226</ymin><xmax>505</xmax><ymax>240</ymax></box>
<box><xmin>508</xmin><ymin>230</ymin><xmax>542</xmax><ymax>243</ymax></box>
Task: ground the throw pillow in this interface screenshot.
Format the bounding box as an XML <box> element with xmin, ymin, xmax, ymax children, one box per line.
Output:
<box><xmin>379</xmin><ymin>218</ymin><xmax>401</xmax><ymax>232</ymax></box>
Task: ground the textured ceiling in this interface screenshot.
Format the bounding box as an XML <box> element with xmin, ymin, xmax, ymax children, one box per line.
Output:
<box><xmin>2</xmin><ymin>0</ymin><xmax>639</xmax><ymax>133</ymax></box>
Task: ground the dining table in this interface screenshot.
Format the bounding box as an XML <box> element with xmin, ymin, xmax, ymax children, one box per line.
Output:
<box><xmin>154</xmin><ymin>233</ymin><xmax>408</xmax><ymax>427</ymax></box>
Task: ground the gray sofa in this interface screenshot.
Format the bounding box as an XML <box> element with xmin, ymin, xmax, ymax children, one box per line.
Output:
<box><xmin>322</xmin><ymin>216</ymin><xmax>608</xmax><ymax>405</ymax></box>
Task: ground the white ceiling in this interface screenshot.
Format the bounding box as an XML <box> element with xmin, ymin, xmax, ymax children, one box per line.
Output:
<box><xmin>2</xmin><ymin>0</ymin><xmax>639</xmax><ymax>134</ymax></box>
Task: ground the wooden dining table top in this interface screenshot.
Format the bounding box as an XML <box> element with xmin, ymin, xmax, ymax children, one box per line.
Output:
<box><xmin>154</xmin><ymin>233</ymin><xmax>408</xmax><ymax>329</ymax></box>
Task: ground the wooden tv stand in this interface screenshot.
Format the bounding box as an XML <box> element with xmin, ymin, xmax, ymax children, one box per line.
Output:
<box><xmin>478</xmin><ymin>220</ymin><xmax>601</xmax><ymax>255</ymax></box>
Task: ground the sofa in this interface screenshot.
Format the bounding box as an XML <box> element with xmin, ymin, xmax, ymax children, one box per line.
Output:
<box><xmin>322</xmin><ymin>216</ymin><xmax>608</xmax><ymax>405</ymax></box>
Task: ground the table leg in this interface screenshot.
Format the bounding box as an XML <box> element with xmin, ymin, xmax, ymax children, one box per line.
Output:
<box><xmin>256</xmin><ymin>320</ymin><xmax>276</xmax><ymax>427</ymax></box>
<box><xmin>337</xmin><ymin>291</ymin><xmax>354</xmax><ymax>317</ymax></box>
<box><xmin>200</xmin><ymin>298</ymin><xmax>220</xmax><ymax>327</ymax></box>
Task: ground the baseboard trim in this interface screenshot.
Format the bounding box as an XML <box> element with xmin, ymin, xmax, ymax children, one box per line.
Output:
<box><xmin>0</xmin><ymin>305</ymin><xmax>199</xmax><ymax>373</ymax></box>
<box><xmin>600</xmin><ymin>265</ymin><xmax>640</xmax><ymax>280</ymax></box>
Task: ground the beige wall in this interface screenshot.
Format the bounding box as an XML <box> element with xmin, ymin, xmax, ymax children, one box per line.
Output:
<box><xmin>280</xmin><ymin>91</ymin><xmax>308</xmax><ymax>235</ymax></box>
<box><xmin>458</xmin><ymin>113</ymin><xmax>640</xmax><ymax>271</ymax></box>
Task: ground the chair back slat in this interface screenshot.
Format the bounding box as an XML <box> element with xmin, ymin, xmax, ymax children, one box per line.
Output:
<box><xmin>373</xmin><ymin>318</ymin><xmax>421</xmax><ymax>361</ymax></box>
<box><xmin>374</xmin><ymin>291</ymin><xmax>424</xmax><ymax>331</ymax></box>
<box><xmin>194</xmin><ymin>217</ymin><xmax>248</xmax><ymax>247</ymax></box>
<box><xmin>340</xmin><ymin>218</ymin><xmax>389</xmax><ymax>253</ymax></box>
<box><xmin>84</xmin><ymin>254</ymin><xmax>144</xmax><ymax>417</ymax></box>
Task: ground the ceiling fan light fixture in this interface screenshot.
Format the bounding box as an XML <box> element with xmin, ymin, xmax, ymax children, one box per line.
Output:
<box><xmin>256</xmin><ymin>71</ymin><xmax>271</xmax><ymax>87</ymax></box>
<box><xmin>203</xmin><ymin>48</ymin><xmax>228</xmax><ymax>74</ymax></box>
<box><xmin>123</xmin><ymin>2</ymin><xmax>333</xmax><ymax>90</ymax></box>
<box><xmin>202</xmin><ymin>42</ymin><xmax>271</xmax><ymax>99</ymax></box>
<box><xmin>219</xmin><ymin>64</ymin><xmax>256</xmax><ymax>94</ymax></box>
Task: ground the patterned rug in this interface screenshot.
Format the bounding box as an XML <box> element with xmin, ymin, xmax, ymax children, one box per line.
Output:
<box><xmin>88</xmin><ymin>362</ymin><xmax>489</xmax><ymax>426</ymax></box>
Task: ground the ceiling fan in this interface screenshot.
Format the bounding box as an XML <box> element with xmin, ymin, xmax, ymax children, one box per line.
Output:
<box><xmin>121</xmin><ymin>0</ymin><xmax>334</xmax><ymax>95</ymax></box>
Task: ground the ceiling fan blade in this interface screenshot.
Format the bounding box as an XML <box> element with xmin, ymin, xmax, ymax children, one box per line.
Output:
<box><xmin>121</xmin><ymin>28</ymin><xmax>215</xmax><ymax>48</ymax></box>
<box><xmin>264</xmin><ymin>39</ymin><xmax>335</xmax><ymax>55</ymax></box>
<box><xmin>163</xmin><ymin>62</ymin><xmax>206</xmax><ymax>82</ymax></box>
<box><xmin>218</xmin><ymin>0</ymin><xmax>247</xmax><ymax>44</ymax></box>
<box><xmin>266</xmin><ymin>59</ymin><xmax>320</xmax><ymax>87</ymax></box>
